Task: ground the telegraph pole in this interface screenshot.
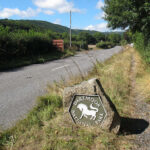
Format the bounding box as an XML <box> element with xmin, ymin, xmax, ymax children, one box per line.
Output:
<box><xmin>70</xmin><ymin>10</ymin><xmax>72</xmax><ymax>47</ymax></box>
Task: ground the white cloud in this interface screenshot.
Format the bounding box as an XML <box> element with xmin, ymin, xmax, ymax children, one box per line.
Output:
<box><xmin>95</xmin><ymin>11</ymin><xmax>106</xmax><ymax>20</ymax></box>
<box><xmin>0</xmin><ymin>8</ymin><xmax>41</xmax><ymax>18</ymax></box>
<box><xmin>33</xmin><ymin>0</ymin><xmax>81</xmax><ymax>13</ymax></box>
<box><xmin>96</xmin><ymin>0</ymin><xmax>104</xmax><ymax>9</ymax></box>
<box><xmin>53</xmin><ymin>19</ymin><xmax>61</xmax><ymax>24</ymax></box>
<box><xmin>43</xmin><ymin>10</ymin><xmax>54</xmax><ymax>15</ymax></box>
<box><xmin>84</xmin><ymin>22</ymin><xmax>108</xmax><ymax>32</ymax></box>
<box><xmin>85</xmin><ymin>23</ymin><xmax>124</xmax><ymax>32</ymax></box>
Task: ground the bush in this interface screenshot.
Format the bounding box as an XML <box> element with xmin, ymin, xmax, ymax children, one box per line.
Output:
<box><xmin>96</xmin><ymin>41</ymin><xmax>115</xmax><ymax>49</ymax></box>
<box><xmin>0</xmin><ymin>27</ymin><xmax>56</xmax><ymax>60</ymax></box>
<box><xmin>64</xmin><ymin>40</ymin><xmax>88</xmax><ymax>50</ymax></box>
<box><xmin>120</xmin><ymin>39</ymin><xmax>128</xmax><ymax>46</ymax></box>
<box><xmin>134</xmin><ymin>32</ymin><xmax>150</xmax><ymax>64</ymax></box>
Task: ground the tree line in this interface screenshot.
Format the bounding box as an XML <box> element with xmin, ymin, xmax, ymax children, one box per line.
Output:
<box><xmin>0</xmin><ymin>23</ymin><xmax>127</xmax><ymax>62</ymax></box>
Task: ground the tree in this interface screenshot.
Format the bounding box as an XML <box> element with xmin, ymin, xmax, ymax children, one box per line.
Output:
<box><xmin>78</xmin><ymin>32</ymin><xmax>96</xmax><ymax>44</ymax></box>
<box><xmin>62</xmin><ymin>32</ymin><xmax>69</xmax><ymax>40</ymax></box>
<box><xmin>103</xmin><ymin>0</ymin><xmax>150</xmax><ymax>38</ymax></box>
<box><xmin>123</xmin><ymin>31</ymin><xmax>133</xmax><ymax>43</ymax></box>
<box><xmin>108</xmin><ymin>33</ymin><xmax>121</xmax><ymax>44</ymax></box>
<box><xmin>93</xmin><ymin>32</ymin><xmax>105</xmax><ymax>42</ymax></box>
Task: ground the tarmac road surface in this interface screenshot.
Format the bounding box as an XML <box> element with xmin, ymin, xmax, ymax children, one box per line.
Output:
<box><xmin>0</xmin><ymin>46</ymin><xmax>123</xmax><ymax>129</ymax></box>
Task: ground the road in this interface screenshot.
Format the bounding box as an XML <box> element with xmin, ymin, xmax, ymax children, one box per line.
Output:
<box><xmin>0</xmin><ymin>46</ymin><xmax>123</xmax><ymax>129</ymax></box>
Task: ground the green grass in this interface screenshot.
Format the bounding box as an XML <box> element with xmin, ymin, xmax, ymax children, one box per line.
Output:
<box><xmin>0</xmin><ymin>94</ymin><xmax>62</xmax><ymax>149</ymax></box>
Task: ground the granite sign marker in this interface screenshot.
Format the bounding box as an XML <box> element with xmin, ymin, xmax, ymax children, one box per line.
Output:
<box><xmin>63</xmin><ymin>78</ymin><xmax>121</xmax><ymax>134</ymax></box>
<box><xmin>69</xmin><ymin>95</ymin><xmax>107</xmax><ymax>127</ymax></box>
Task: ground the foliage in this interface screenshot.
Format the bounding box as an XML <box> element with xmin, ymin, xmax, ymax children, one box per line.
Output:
<box><xmin>103</xmin><ymin>0</ymin><xmax>150</xmax><ymax>63</ymax></box>
<box><xmin>103</xmin><ymin>0</ymin><xmax>150</xmax><ymax>39</ymax></box>
<box><xmin>78</xmin><ymin>32</ymin><xmax>96</xmax><ymax>44</ymax></box>
<box><xmin>123</xmin><ymin>31</ymin><xmax>133</xmax><ymax>43</ymax></box>
<box><xmin>77</xmin><ymin>31</ymin><xmax>122</xmax><ymax>45</ymax></box>
<box><xmin>64</xmin><ymin>40</ymin><xmax>88</xmax><ymax>50</ymax></box>
<box><xmin>107</xmin><ymin>33</ymin><xmax>121</xmax><ymax>44</ymax></box>
<box><xmin>0</xmin><ymin>19</ymin><xmax>98</xmax><ymax>34</ymax></box>
<box><xmin>96</xmin><ymin>41</ymin><xmax>115</xmax><ymax>49</ymax></box>
<box><xmin>0</xmin><ymin>26</ymin><xmax>88</xmax><ymax>70</ymax></box>
<box><xmin>94</xmin><ymin>32</ymin><xmax>106</xmax><ymax>42</ymax></box>
<box><xmin>0</xmin><ymin>19</ymin><xmax>123</xmax><ymax>70</ymax></box>
<box><xmin>134</xmin><ymin>32</ymin><xmax>150</xmax><ymax>64</ymax></box>
<box><xmin>120</xmin><ymin>39</ymin><xmax>128</xmax><ymax>46</ymax></box>
<box><xmin>0</xmin><ymin>26</ymin><xmax>56</xmax><ymax>59</ymax></box>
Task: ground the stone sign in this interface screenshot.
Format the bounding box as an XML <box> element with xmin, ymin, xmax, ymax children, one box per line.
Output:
<box><xmin>63</xmin><ymin>78</ymin><xmax>121</xmax><ymax>134</ymax></box>
<box><xmin>69</xmin><ymin>95</ymin><xmax>107</xmax><ymax>127</ymax></box>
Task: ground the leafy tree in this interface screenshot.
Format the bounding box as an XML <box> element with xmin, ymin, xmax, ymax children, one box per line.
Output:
<box><xmin>93</xmin><ymin>32</ymin><xmax>105</xmax><ymax>42</ymax></box>
<box><xmin>62</xmin><ymin>32</ymin><xmax>69</xmax><ymax>40</ymax></box>
<box><xmin>108</xmin><ymin>33</ymin><xmax>121</xmax><ymax>44</ymax></box>
<box><xmin>78</xmin><ymin>32</ymin><xmax>96</xmax><ymax>44</ymax></box>
<box><xmin>103</xmin><ymin>0</ymin><xmax>150</xmax><ymax>38</ymax></box>
<box><xmin>123</xmin><ymin>31</ymin><xmax>133</xmax><ymax>43</ymax></box>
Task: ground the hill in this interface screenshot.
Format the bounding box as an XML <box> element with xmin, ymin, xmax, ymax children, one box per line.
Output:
<box><xmin>0</xmin><ymin>19</ymin><xmax>98</xmax><ymax>34</ymax></box>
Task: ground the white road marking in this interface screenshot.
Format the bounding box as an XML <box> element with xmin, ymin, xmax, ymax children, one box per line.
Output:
<box><xmin>51</xmin><ymin>64</ymin><xmax>70</xmax><ymax>71</ymax></box>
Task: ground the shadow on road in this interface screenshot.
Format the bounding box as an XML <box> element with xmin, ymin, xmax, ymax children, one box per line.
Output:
<box><xmin>119</xmin><ymin>117</ymin><xmax>149</xmax><ymax>135</ymax></box>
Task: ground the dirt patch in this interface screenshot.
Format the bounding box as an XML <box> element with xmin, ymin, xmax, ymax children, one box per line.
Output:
<box><xmin>88</xmin><ymin>45</ymin><xmax>99</xmax><ymax>50</ymax></box>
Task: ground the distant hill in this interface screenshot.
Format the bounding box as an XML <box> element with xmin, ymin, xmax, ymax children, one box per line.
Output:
<box><xmin>0</xmin><ymin>19</ymin><xmax>98</xmax><ymax>34</ymax></box>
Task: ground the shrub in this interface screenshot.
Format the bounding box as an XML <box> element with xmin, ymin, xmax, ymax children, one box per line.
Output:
<box><xmin>134</xmin><ymin>32</ymin><xmax>150</xmax><ymax>64</ymax></box>
<box><xmin>96</xmin><ymin>41</ymin><xmax>115</xmax><ymax>49</ymax></box>
<box><xmin>64</xmin><ymin>40</ymin><xmax>88</xmax><ymax>50</ymax></box>
<box><xmin>120</xmin><ymin>39</ymin><xmax>128</xmax><ymax>46</ymax></box>
<box><xmin>0</xmin><ymin>27</ymin><xmax>55</xmax><ymax>60</ymax></box>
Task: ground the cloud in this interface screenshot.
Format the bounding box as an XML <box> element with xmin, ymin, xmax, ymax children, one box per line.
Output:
<box><xmin>53</xmin><ymin>19</ymin><xmax>61</xmax><ymax>24</ymax></box>
<box><xmin>84</xmin><ymin>22</ymin><xmax>109</xmax><ymax>32</ymax></box>
<box><xmin>95</xmin><ymin>11</ymin><xmax>106</xmax><ymax>20</ymax></box>
<box><xmin>96</xmin><ymin>0</ymin><xmax>104</xmax><ymax>9</ymax></box>
<box><xmin>85</xmin><ymin>23</ymin><xmax>124</xmax><ymax>32</ymax></box>
<box><xmin>43</xmin><ymin>10</ymin><xmax>54</xmax><ymax>15</ymax></box>
<box><xmin>33</xmin><ymin>0</ymin><xmax>81</xmax><ymax>13</ymax></box>
<box><xmin>0</xmin><ymin>8</ymin><xmax>41</xmax><ymax>18</ymax></box>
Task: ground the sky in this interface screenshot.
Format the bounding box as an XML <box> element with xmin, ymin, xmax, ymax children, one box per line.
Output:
<box><xmin>0</xmin><ymin>0</ymin><xmax>118</xmax><ymax>32</ymax></box>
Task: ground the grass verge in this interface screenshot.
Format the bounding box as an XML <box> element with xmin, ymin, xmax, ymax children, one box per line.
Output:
<box><xmin>0</xmin><ymin>47</ymin><xmax>138</xmax><ymax>150</ymax></box>
<box><xmin>134</xmin><ymin>49</ymin><xmax>150</xmax><ymax>104</ymax></box>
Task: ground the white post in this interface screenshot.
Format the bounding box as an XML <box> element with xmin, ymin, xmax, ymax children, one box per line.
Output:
<box><xmin>70</xmin><ymin>10</ymin><xmax>72</xmax><ymax>47</ymax></box>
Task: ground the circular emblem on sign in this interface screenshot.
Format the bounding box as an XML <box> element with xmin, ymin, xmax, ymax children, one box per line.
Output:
<box><xmin>69</xmin><ymin>95</ymin><xmax>107</xmax><ymax>127</ymax></box>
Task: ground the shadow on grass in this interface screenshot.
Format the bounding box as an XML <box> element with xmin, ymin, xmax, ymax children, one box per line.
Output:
<box><xmin>119</xmin><ymin>117</ymin><xmax>149</xmax><ymax>135</ymax></box>
<box><xmin>95</xmin><ymin>79</ymin><xmax>149</xmax><ymax>135</ymax></box>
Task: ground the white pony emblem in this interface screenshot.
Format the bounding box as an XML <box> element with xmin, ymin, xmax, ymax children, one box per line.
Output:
<box><xmin>77</xmin><ymin>103</ymin><xmax>99</xmax><ymax>120</ymax></box>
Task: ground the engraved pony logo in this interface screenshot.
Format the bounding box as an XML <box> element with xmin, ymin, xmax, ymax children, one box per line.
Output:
<box><xmin>77</xmin><ymin>103</ymin><xmax>99</xmax><ymax>120</ymax></box>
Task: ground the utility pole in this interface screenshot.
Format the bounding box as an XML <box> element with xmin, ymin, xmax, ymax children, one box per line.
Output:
<box><xmin>70</xmin><ymin>10</ymin><xmax>72</xmax><ymax>47</ymax></box>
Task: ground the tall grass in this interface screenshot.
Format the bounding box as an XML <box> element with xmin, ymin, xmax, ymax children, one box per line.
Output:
<box><xmin>0</xmin><ymin>94</ymin><xmax>62</xmax><ymax>149</ymax></box>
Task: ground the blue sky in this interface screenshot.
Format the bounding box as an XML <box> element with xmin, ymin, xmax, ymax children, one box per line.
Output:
<box><xmin>0</xmin><ymin>0</ymin><xmax>116</xmax><ymax>32</ymax></box>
